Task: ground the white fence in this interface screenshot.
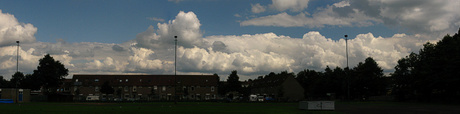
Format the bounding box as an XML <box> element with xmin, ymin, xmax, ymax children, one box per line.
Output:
<box><xmin>299</xmin><ymin>101</ymin><xmax>335</xmax><ymax>110</ymax></box>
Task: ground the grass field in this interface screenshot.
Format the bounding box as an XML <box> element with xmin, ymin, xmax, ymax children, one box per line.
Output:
<box><xmin>1</xmin><ymin>101</ymin><xmax>460</xmax><ymax>114</ymax></box>
<box><xmin>0</xmin><ymin>102</ymin><xmax>314</xmax><ymax>114</ymax></box>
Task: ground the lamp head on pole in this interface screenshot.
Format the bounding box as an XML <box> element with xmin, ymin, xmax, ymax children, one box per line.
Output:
<box><xmin>16</xmin><ymin>41</ymin><xmax>19</xmax><ymax>43</ymax></box>
<box><xmin>344</xmin><ymin>35</ymin><xmax>348</xmax><ymax>38</ymax></box>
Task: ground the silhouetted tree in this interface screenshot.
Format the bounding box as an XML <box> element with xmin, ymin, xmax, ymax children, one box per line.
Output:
<box><xmin>0</xmin><ymin>76</ymin><xmax>9</xmax><ymax>88</ymax></box>
<box><xmin>392</xmin><ymin>53</ymin><xmax>418</xmax><ymax>101</ymax></box>
<box><xmin>352</xmin><ymin>57</ymin><xmax>386</xmax><ymax>100</ymax></box>
<box><xmin>32</xmin><ymin>54</ymin><xmax>69</xmax><ymax>94</ymax></box>
<box><xmin>392</xmin><ymin>28</ymin><xmax>460</xmax><ymax>102</ymax></box>
<box><xmin>10</xmin><ymin>72</ymin><xmax>25</xmax><ymax>88</ymax></box>
<box><xmin>227</xmin><ymin>70</ymin><xmax>241</xmax><ymax>92</ymax></box>
<box><xmin>296</xmin><ymin>69</ymin><xmax>323</xmax><ymax>99</ymax></box>
<box><xmin>21</xmin><ymin>74</ymin><xmax>42</xmax><ymax>90</ymax></box>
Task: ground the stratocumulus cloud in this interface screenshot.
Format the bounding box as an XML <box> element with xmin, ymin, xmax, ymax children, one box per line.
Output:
<box><xmin>241</xmin><ymin>0</ymin><xmax>460</xmax><ymax>35</ymax></box>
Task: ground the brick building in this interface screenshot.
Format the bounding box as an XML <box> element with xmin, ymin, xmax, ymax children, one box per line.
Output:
<box><xmin>72</xmin><ymin>74</ymin><xmax>218</xmax><ymax>101</ymax></box>
<box><xmin>0</xmin><ymin>88</ymin><xmax>30</xmax><ymax>103</ymax></box>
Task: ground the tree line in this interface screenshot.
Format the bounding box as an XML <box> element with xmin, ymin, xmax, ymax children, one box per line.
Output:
<box><xmin>217</xmin><ymin>57</ymin><xmax>387</xmax><ymax>101</ymax></box>
<box><xmin>392</xmin><ymin>29</ymin><xmax>460</xmax><ymax>102</ymax></box>
<box><xmin>295</xmin><ymin>57</ymin><xmax>388</xmax><ymax>100</ymax></box>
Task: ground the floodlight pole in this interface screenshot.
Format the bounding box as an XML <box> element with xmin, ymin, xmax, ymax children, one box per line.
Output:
<box><xmin>345</xmin><ymin>35</ymin><xmax>350</xmax><ymax>100</ymax></box>
<box><xmin>16</xmin><ymin>41</ymin><xmax>19</xmax><ymax>73</ymax></box>
<box><xmin>174</xmin><ymin>36</ymin><xmax>177</xmax><ymax>104</ymax></box>
<box><xmin>345</xmin><ymin>35</ymin><xmax>348</xmax><ymax>69</ymax></box>
<box><xmin>16</xmin><ymin>41</ymin><xmax>19</xmax><ymax>103</ymax></box>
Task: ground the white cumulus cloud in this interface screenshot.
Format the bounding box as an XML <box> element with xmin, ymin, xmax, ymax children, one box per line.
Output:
<box><xmin>0</xmin><ymin>10</ymin><xmax>437</xmax><ymax>81</ymax></box>
<box><xmin>0</xmin><ymin>10</ymin><xmax>37</xmax><ymax>47</ymax></box>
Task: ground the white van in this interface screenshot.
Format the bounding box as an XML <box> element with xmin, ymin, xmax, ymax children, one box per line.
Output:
<box><xmin>257</xmin><ymin>96</ymin><xmax>264</xmax><ymax>102</ymax></box>
<box><xmin>86</xmin><ymin>96</ymin><xmax>100</xmax><ymax>101</ymax></box>
<box><xmin>249</xmin><ymin>95</ymin><xmax>257</xmax><ymax>101</ymax></box>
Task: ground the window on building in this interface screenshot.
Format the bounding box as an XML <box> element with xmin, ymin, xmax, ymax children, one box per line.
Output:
<box><xmin>119</xmin><ymin>80</ymin><xmax>122</xmax><ymax>82</ymax></box>
<box><xmin>139</xmin><ymin>79</ymin><xmax>142</xmax><ymax>82</ymax></box>
<box><xmin>133</xmin><ymin>86</ymin><xmax>137</xmax><ymax>92</ymax></box>
<box><xmin>191</xmin><ymin>86</ymin><xmax>195</xmax><ymax>91</ymax></box>
<box><xmin>154</xmin><ymin>86</ymin><xmax>157</xmax><ymax>90</ymax></box>
<box><xmin>211</xmin><ymin>86</ymin><xmax>215</xmax><ymax>92</ymax></box>
<box><xmin>95</xmin><ymin>86</ymin><xmax>100</xmax><ymax>92</ymax></box>
<box><xmin>162</xmin><ymin>86</ymin><xmax>166</xmax><ymax>91</ymax></box>
<box><xmin>95</xmin><ymin>79</ymin><xmax>99</xmax><ymax>82</ymax></box>
<box><xmin>124</xmin><ymin>86</ymin><xmax>129</xmax><ymax>92</ymax></box>
<box><xmin>75</xmin><ymin>79</ymin><xmax>78</xmax><ymax>82</ymax></box>
<box><xmin>125</xmin><ymin>79</ymin><xmax>128</xmax><ymax>82</ymax></box>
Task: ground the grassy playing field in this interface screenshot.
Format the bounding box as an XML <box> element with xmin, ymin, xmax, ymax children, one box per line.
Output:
<box><xmin>2</xmin><ymin>101</ymin><xmax>459</xmax><ymax>114</ymax></box>
<box><xmin>0</xmin><ymin>102</ymin><xmax>322</xmax><ymax>114</ymax></box>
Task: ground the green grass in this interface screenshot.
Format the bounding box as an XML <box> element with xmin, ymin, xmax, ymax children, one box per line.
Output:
<box><xmin>0</xmin><ymin>102</ymin><xmax>337</xmax><ymax>114</ymax></box>
<box><xmin>15</xmin><ymin>101</ymin><xmax>457</xmax><ymax>114</ymax></box>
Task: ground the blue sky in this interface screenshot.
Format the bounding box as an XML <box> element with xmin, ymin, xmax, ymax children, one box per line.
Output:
<box><xmin>0</xmin><ymin>0</ymin><xmax>459</xmax><ymax>80</ymax></box>
<box><xmin>1</xmin><ymin>0</ymin><xmax>402</xmax><ymax>43</ymax></box>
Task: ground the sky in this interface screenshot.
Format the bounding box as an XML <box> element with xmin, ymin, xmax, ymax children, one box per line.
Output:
<box><xmin>0</xmin><ymin>0</ymin><xmax>459</xmax><ymax>80</ymax></box>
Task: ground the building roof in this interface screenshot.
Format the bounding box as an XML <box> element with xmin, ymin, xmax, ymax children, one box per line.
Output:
<box><xmin>73</xmin><ymin>74</ymin><xmax>218</xmax><ymax>87</ymax></box>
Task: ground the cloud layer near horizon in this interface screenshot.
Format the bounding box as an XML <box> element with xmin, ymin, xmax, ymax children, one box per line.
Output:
<box><xmin>1</xmin><ymin>9</ymin><xmax>438</xmax><ymax>80</ymax></box>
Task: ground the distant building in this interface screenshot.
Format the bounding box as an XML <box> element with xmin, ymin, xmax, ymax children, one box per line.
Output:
<box><xmin>0</xmin><ymin>88</ymin><xmax>30</xmax><ymax>103</ymax></box>
<box><xmin>249</xmin><ymin>75</ymin><xmax>304</xmax><ymax>101</ymax></box>
<box><xmin>71</xmin><ymin>74</ymin><xmax>219</xmax><ymax>101</ymax></box>
<box><xmin>57</xmin><ymin>79</ymin><xmax>73</xmax><ymax>94</ymax></box>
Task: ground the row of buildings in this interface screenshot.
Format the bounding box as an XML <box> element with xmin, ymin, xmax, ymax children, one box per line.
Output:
<box><xmin>2</xmin><ymin>74</ymin><xmax>304</xmax><ymax>102</ymax></box>
<box><xmin>70</xmin><ymin>74</ymin><xmax>219</xmax><ymax>101</ymax></box>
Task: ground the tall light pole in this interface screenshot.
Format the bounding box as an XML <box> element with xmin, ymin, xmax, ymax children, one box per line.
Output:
<box><xmin>174</xmin><ymin>36</ymin><xmax>177</xmax><ymax>104</ymax></box>
<box><xmin>15</xmin><ymin>41</ymin><xmax>19</xmax><ymax>103</ymax></box>
<box><xmin>175</xmin><ymin>36</ymin><xmax>177</xmax><ymax>76</ymax></box>
<box><xmin>16</xmin><ymin>41</ymin><xmax>20</xmax><ymax>73</ymax></box>
<box><xmin>345</xmin><ymin>35</ymin><xmax>350</xmax><ymax>100</ymax></box>
<box><xmin>345</xmin><ymin>35</ymin><xmax>348</xmax><ymax>68</ymax></box>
